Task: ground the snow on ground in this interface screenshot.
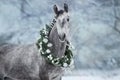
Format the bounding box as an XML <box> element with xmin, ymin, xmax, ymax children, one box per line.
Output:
<box><xmin>62</xmin><ymin>69</ymin><xmax>120</xmax><ymax>80</ymax></box>
<box><xmin>62</xmin><ymin>76</ymin><xmax>120</xmax><ymax>80</ymax></box>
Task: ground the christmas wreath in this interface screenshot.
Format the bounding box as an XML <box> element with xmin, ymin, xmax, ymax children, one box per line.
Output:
<box><xmin>36</xmin><ymin>23</ymin><xmax>73</xmax><ymax>67</ymax></box>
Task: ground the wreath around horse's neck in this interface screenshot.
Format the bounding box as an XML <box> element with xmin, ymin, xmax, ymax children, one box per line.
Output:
<box><xmin>36</xmin><ymin>19</ymin><xmax>73</xmax><ymax>67</ymax></box>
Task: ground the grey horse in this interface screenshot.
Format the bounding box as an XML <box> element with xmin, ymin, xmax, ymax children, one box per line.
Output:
<box><xmin>0</xmin><ymin>3</ymin><xmax>70</xmax><ymax>80</ymax></box>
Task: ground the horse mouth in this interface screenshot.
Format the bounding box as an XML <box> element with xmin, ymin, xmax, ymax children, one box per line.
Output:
<box><xmin>58</xmin><ymin>34</ymin><xmax>66</xmax><ymax>41</ymax></box>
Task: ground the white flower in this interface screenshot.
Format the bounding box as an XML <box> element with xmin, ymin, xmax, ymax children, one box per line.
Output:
<box><xmin>48</xmin><ymin>54</ymin><xmax>53</xmax><ymax>60</ymax></box>
<box><xmin>66</xmin><ymin>58</ymin><xmax>69</xmax><ymax>61</ymax></box>
<box><xmin>63</xmin><ymin>63</ymin><xmax>68</xmax><ymax>67</ymax></box>
<box><xmin>39</xmin><ymin>42</ymin><xmax>42</xmax><ymax>45</ymax></box>
<box><xmin>47</xmin><ymin>43</ymin><xmax>53</xmax><ymax>47</ymax></box>
<box><xmin>43</xmin><ymin>38</ymin><xmax>48</xmax><ymax>43</ymax></box>
<box><xmin>43</xmin><ymin>29</ymin><xmax>48</xmax><ymax>34</ymax></box>
<box><xmin>41</xmin><ymin>51</ymin><xmax>45</xmax><ymax>54</ymax></box>
<box><xmin>45</xmin><ymin>36</ymin><xmax>48</xmax><ymax>38</ymax></box>
<box><xmin>56</xmin><ymin>58</ymin><xmax>59</xmax><ymax>60</ymax></box>
<box><xmin>39</xmin><ymin>47</ymin><xmax>42</xmax><ymax>51</ymax></box>
<box><xmin>52</xmin><ymin>60</ymin><xmax>55</xmax><ymax>63</ymax></box>
<box><xmin>46</xmin><ymin>49</ymin><xmax>51</xmax><ymax>53</ymax></box>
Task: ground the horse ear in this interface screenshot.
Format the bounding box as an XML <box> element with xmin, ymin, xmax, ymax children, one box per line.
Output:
<box><xmin>64</xmin><ymin>3</ymin><xmax>68</xmax><ymax>12</ymax></box>
<box><xmin>53</xmin><ymin>5</ymin><xmax>58</xmax><ymax>15</ymax></box>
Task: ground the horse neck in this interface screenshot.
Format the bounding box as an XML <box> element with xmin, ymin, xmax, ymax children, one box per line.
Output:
<box><xmin>48</xmin><ymin>25</ymin><xmax>67</xmax><ymax>58</ymax></box>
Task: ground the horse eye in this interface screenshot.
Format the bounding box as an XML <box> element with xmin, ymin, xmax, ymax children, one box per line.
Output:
<box><xmin>67</xmin><ymin>18</ymin><xmax>69</xmax><ymax>22</ymax></box>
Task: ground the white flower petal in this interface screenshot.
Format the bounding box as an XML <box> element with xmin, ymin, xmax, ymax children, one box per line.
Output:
<box><xmin>63</xmin><ymin>63</ymin><xmax>68</xmax><ymax>67</ymax></box>
<box><xmin>39</xmin><ymin>47</ymin><xmax>42</xmax><ymax>51</ymax></box>
<box><xmin>43</xmin><ymin>38</ymin><xmax>48</xmax><ymax>43</ymax></box>
<box><xmin>47</xmin><ymin>43</ymin><xmax>53</xmax><ymax>47</ymax></box>
<box><xmin>39</xmin><ymin>42</ymin><xmax>42</xmax><ymax>45</ymax></box>
<box><xmin>43</xmin><ymin>29</ymin><xmax>48</xmax><ymax>34</ymax></box>
<box><xmin>41</xmin><ymin>51</ymin><xmax>45</xmax><ymax>54</ymax></box>
<box><xmin>46</xmin><ymin>49</ymin><xmax>51</xmax><ymax>53</ymax></box>
<box><xmin>55</xmin><ymin>62</ymin><xmax>59</xmax><ymax>64</ymax></box>
<box><xmin>45</xmin><ymin>36</ymin><xmax>48</xmax><ymax>38</ymax></box>
<box><xmin>52</xmin><ymin>60</ymin><xmax>54</xmax><ymax>63</ymax></box>
<box><xmin>49</xmin><ymin>57</ymin><xmax>53</xmax><ymax>60</ymax></box>
<box><xmin>47</xmin><ymin>54</ymin><xmax>53</xmax><ymax>60</ymax></box>
<box><xmin>66</xmin><ymin>58</ymin><xmax>69</xmax><ymax>61</ymax></box>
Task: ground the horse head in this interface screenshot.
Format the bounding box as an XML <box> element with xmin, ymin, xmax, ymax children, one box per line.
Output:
<box><xmin>53</xmin><ymin>3</ymin><xmax>70</xmax><ymax>41</ymax></box>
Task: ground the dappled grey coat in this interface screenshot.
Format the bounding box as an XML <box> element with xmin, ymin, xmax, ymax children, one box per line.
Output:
<box><xmin>0</xmin><ymin>26</ymin><xmax>67</xmax><ymax>80</ymax></box>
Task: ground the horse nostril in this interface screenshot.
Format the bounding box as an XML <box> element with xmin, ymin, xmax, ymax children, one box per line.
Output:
<box><xmin>61</xmin><ymin>19</ymin><xmax>65</xmax><ymax>26</ymax></box>
<box><xmin>67</xmin><ymin>18</ymin><xmax>69</xmax><ymax>21</ymax></box>
<box><xmin>63</xmin><ymin>34</ymin><xmax>66</xmax><ymax>38</ymax></box>
<box><xmin>62</xmin><ymin>21</ymin><xmax>65</xmax><ymax>26</ymax></box>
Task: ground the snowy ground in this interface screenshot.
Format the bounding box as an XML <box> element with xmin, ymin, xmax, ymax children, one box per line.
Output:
<box><xmin>62</xmin><ymin>76</ymin><xmax>120</xmax><ymax>80</ymax></box>
<box><xmin>62</xmin><ymin>69</ymin><xmax>120</xmax><ymax>80</ymax></box>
